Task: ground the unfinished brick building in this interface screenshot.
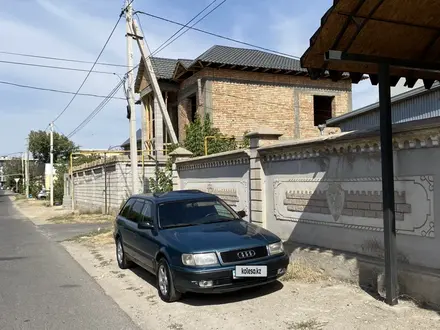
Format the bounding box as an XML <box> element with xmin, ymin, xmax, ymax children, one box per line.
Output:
<box><xmin>134</xmin><ymin>45</ymin><xmax>352</xmax><ymax>156</ymax></box>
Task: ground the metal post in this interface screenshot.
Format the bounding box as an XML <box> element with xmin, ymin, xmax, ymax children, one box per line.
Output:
<box><xmin>125</xmin><ymin>0</ymin><xmax>139</xmax><ymax>195</ymax></box>
<box><xmin>378</xmin><ymin>63</ymin><xmax>398</xmax><ymax>306</ymax></box>
<box><xmin>70</xmin><ymin>153</ymin><xmax>74</xmax><ymax>211</ymax></box>
<box><xmin>104</xmin><ymin>152</ymin><xmax>108</xmax><ymax>215</ymax></box>
<box><xmin>50</xmin><ymin>121</ymin><xmax>54</xmax><ymax>206</ymax></box>
<box><xmin>25</xmin><ymin>138</ymin><xmax>29</xmax><ymax>198</ymax></box>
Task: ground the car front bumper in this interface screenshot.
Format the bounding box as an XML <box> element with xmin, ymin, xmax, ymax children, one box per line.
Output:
<box><xmin>171</xmin><ymin>253</ymin><xmax>289</xmax><ymax>294</ymax></box>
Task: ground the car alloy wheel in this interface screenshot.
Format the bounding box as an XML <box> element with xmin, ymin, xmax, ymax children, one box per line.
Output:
<box><xmin>115</xmin><ymin>237</ymin><xmax>132</xmax><ymax>269</ymax></box>
<box><xmin>156</xmin><ymin>259</ymin><xmax>181</xmax><ymax>302</ymax></box>
<box><xmin>117</xmin><ymin>240</ymin><xmax>123</xmax><ymax>265</ymax></box>
<box><xmin>158</xmin><ymin>265</ymin><xmax>168</xmax><ymax>296</ymax></box>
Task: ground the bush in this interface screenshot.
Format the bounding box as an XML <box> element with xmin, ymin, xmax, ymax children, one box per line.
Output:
<box><xmin>184</xmin><ymin>115</ymin><xmax>236</xmax><ymax>157</ymax></box>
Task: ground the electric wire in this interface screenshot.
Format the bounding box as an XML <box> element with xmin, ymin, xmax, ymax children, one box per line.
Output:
<box><xmin>135</xmin><ymin>11</ymin><xmax>301</xmax><ymax>59</ymax></box>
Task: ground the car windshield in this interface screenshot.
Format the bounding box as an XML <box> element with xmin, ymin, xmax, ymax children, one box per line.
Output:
<box><xmin>158</xmin><ymin>198</ymin><xmax>238</xmax><ymax>229</ymax></box>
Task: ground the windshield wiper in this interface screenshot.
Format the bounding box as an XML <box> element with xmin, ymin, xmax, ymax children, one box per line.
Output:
<box><xmin>201</xmin><ymin>218</ymin><xmax>236</xmax><ymax>224</ymax></box>
<box><xmin>162</xmin><ymin>223</ymin><xmax>199</xmax><ymax>229</ymax></box>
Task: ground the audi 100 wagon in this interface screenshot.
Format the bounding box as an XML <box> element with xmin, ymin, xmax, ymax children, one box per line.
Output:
<box><xmin>113</xmin><ymin>190</ymin><xmax>289</xmax><ymax>302</ymax></box>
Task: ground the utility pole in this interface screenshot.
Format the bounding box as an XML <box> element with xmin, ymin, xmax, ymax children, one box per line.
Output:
<box><xmin>50</xmin><ymin>121</ymin><xmax>54</xmax><ymax>206</ymax></box>
<box><xmin>130</xmin><ymin>18</ymin><xmax>178</xmax><ymax>145</ymax></box>
<box><xmin>125</xmin><ymin>0</ymin><xmax>139</xmax><ymax>195</ymax></box>
<box><xmin>25</xmin><ymin>138</ymin><xmax>29</xmax><ymax>199</ymax></box>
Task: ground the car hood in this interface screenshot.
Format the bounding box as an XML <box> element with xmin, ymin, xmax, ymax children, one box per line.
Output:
<box><xmin>160</xmin><ymin>220</ymin><xmax>280</xmax><ymax>253</ymax></box>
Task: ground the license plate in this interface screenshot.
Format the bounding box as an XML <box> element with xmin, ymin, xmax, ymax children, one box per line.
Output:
<box><xmin>233</xmin><ymin>265</ymin><xmax>267</xmax><ymax>278</ymax></box>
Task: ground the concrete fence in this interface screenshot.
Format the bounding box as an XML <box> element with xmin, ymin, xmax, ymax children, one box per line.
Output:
<box><xmin>173</xmin><ymin>118</ymin><xmax>440</xmax><ymax>305</ymax></box>
<box><xmin>63</xmin><ymin>156</ymin><xmax>164</xmax><ymax>214</ymax></box>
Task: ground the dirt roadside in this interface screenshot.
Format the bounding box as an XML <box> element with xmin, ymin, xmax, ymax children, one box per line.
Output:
<box><xmin>14</xmin><ymin>198</ymin><xmax>440</xmax><ymax>330</ymax></box>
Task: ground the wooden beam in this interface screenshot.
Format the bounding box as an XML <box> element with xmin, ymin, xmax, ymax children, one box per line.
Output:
<box><xmin>131</xmin><ymin>18</ymin><xmax>177</xmax><ymax>144</ymax></box>
<box><xmin>349</xmin><ymin>72</ymin><xmax>363</xmax><ymax>84</ymax></box>
<box><xmin>263</xmin><ymin>68</ymin><xmax>270</xmax><ymax>72</ymax></box>
<box><xmin>219</xmin><ymin>63</ymin><xmax>226</xmax><ymax>68</ymax></box>
<box><xmin>274</xmin><ymin>69</ymin><xmax>282</xmax><ymax>73</ymax></box>
<box><xmin>240</xmin><ymin>66</ymin><xmax>248</xmax><ymax>70</ymax></box>
<box><xmin>389</xmin><ymin>76</ymin><xmax>400</xmax><ymax>87</ymax></box>
<box><xmin>329</xmin><ymin>70</ymin><xmax>343</xmax><ymax>82</ymax></box>
<box><xmin>404</xmin><ymin>78</ymin><xmax>418</xmax><ymax>88</ymax></box>
<box><xmin>252</xmin><ymin>67</ymin><xmax>260</xmax><ymax>72</ymax></box>
<box><xmin>369</xmin><ymin>74</ymin><xmax>378</xmax><ymax>85</ymax></box>
<box><xmin>230</xmin><ymin>65</ymin><xmax>236</xmax><ymax>69</ymax></box>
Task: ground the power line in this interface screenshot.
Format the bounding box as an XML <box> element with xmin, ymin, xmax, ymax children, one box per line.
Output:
<box><xmin>135</xmin><ymin>11</ymin><xmax>301</xmax><ymax>59</ymax></box>
<box><xmin>0</xmin><ymin>59</ymin><xmax>121</xmax><ymax>75</ymax></box>
<box><xmin>0</xmin><ymin>80</ymin><xmax>126</xmax><ymax>100</ymax></box>
<box><xmin>153</xmin><ymin>0</ymin><xmax>227</xmax><ymax>57</ymax></box>
<box><xmin>149</xmin><ymin>0</ymin><xmax>220</xmax><ymax>57</ymax></box>
<box><xmin>67</xmin><ymin>79</ymin><xmax>125</xmax><ymax>138</ymax></box>
<box><xmin>0</xmin><ymin>50</ymin><xmax>126</xmax><ymax>68</ymax></box>
<box><xmin>52</xmin><ymin>15</ymin><xmax>124</xmax><ymax>123</ymax></box>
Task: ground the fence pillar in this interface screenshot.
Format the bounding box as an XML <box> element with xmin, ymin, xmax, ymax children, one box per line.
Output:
<box><xmin>168</xmin><ymin>147</ymin><xmax>193</xmax><ymax>191</ymax></box>
<box><xmin>246</xmin><ymin>127</ymin><xmax>282</xmax><ymax>227</ymax></box>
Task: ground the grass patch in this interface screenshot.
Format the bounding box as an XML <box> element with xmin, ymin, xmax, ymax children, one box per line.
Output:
<box><xmin>66</xmin><ymin>227</ymin><xmax>115</xmax><ymax>246</ymax></box>
<box><xmin>66</xmin><ymin>227</ymin><xmax>113</xmax><ymax>244</ymax></box>
<box><xmin>285</xmin><ymin>319</ymin><xmax>325</xmax><ymax>330</ymax></box>
<box><xmin>280</xmin><ymin>258</ymin><xmax>328</xmax><ymax>283</ymax></box>
<box><xmin>48</xmin><ymin>213</ymin><xmax>113</xmax><ymax>224</ymax></box>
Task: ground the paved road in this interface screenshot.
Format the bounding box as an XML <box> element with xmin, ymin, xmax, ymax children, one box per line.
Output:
<box><xmin>0</xmin><ymin>191</ymin><xmax>139</xmax><ymax>330</ymax></box>
<box><xmin>38</xmin><ymin>222</ymin><xmax>113</xmax><ymax>242</ymax></box>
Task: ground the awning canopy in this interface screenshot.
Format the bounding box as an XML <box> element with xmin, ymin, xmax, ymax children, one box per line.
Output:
<box><xmin>300</xmin><ymin>0</ymin><xmax>440</xmax><ymax>88</ymax></box>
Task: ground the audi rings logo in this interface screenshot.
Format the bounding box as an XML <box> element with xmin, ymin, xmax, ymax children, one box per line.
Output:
<box><xmin>237</xmin><ymin>250</ymin><xmax>256</xmax><ymax>259</ymax></box>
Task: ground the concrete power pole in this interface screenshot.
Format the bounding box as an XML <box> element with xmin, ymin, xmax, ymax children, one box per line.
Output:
<box><xmin>125</xmin><ymin>0</ymin><xmax>139</xmax><ymax>195</ymax></box>
<box><xmin>25</xmin><ymin>138</ymin><xmax>29</xmax><ymax>199</ymax></box>
<box><xmin>50</xmin><ymin>122</ymin><xmax>54</xmax><ymax>206</ymax></box>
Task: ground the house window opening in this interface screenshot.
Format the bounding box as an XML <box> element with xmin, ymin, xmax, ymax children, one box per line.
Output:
<box><xmin>189</xmin><ymin>94</ymin><xmax>197</xmax><ymax>122</ymax></box>
<box><xmin>313</xmin><ymin>95</ymin><xmax>333</xmax><ymax>126</ymax></box>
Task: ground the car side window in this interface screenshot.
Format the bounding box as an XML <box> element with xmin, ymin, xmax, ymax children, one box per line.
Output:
<box><xmin>127</xmin><ymin>200</ymin><xmax>145</xmax><ymax>223</ymax></box>
<box><xmin>141</xmin><ymin>201</ymin><xmax>154</xmax><ymax>225</ymax></box>
<box><xmin>120</xmin><ymin>198</ymin><xmax>135</xmax><ymax>218</ymax></box>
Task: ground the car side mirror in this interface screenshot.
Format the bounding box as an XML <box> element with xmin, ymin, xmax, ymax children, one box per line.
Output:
<box><xmin>138</xmin><ymin>221</ymin><xmax>154</xmax><ymax>230</ymax></box>
<box><xmin>237</xmin><ymin>210</ymin><xmax>246</xmax><ymax>218</ymax></box>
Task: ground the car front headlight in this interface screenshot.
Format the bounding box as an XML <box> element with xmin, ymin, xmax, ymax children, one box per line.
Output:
<box><xmin>267</xmin><ymin>241</ymin><xmax>284</xmax><ymax>255</ymax></box>
<box><xmin>181</xmin><ymin>253</ymin><xmax>219</xmax><ymax>266</ymax></box>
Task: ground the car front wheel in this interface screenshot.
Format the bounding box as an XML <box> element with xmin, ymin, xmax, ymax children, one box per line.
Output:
<box><xmin>157</xmin><ymin>258</ymin><xmax>181</xmax><ymax>302</ymax></box>
<box><xmin>116</xmin><ymin>237</ymin><xmax>133</xmax><ymax>269</ymax></box>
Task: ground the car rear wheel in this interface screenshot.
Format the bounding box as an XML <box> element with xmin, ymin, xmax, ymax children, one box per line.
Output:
<box><xmin>116</xmin><ymin>237</ymin><xmax>133</xmax><ymax>269</ymax></box>
<box><xmin>157</xmin><ymin>258</ymin><xmax>181</xmax><ymax>302</ymax></box>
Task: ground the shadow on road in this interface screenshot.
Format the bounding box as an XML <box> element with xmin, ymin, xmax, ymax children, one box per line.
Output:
<box><xmin>129</xmin><ymin>265</ymin><xmax>283</xmax><ymax>306</ymax></box>
<box><xmin>0</xmin><ymin>256</ymin><xmax>27</xmax><ymax>261</ymax></box>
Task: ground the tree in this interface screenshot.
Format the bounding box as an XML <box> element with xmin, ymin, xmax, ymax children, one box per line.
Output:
<box><xmin>184</xmin><ymin>115</ymin><xmax>236</xmax><ymax>157</ymax></box>
<box><xmin>3</xmin><ymin>158</ymin><xmax>44</xmax><ymax>194</ymax></box>
<box><xmin>28</xmin><ymin>130</ymin><xmax>78</xmax><ymax>163</ymax></box>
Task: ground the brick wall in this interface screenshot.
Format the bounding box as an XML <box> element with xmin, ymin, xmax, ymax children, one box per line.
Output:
<box><xmin>178</xmin><ymin>68</ymin><xmax>351</xmax><ymax>140</ymax></box>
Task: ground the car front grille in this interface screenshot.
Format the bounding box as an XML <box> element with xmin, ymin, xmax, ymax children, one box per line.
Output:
<box><xmin>219</xmin><ymin>246</ymin><xmax>268</xmax><ymax>263</ymax></box>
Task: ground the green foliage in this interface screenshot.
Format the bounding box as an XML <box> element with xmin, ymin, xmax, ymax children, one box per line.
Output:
<box><xmin>241</xmin><ymin>130</ymin><xmax>250</xmax><ymax>148</ymax></box>
<box><xmin>183</xmin><ymin>115</ymin><xmax>236</xmax><ymax>157</ymax></box>
<box><xmin>3</xmin><ymin>158</ymin><xmax>43</xmax><ymax>194</ymax></box>
<box><xmin>72</xmin><ymin>154</ymin><xmax>101</xmax><ymax>167</ymax></box>
<box><xmin>148</xmin><ymin>144</ymin><xmax>178</xmax><ymax>193</ymax></box>
<box><xmin>54</xmin><ymin>162</ymin><xmax>67</xmax><ymax>203</ymax></box>
<box><xmin>29</xmin><ymin>130</ymin><xmax>78</xmax><ymax>163</ymax></box>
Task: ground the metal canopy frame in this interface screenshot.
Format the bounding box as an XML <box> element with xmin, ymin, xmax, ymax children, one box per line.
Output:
<box><xmin>324</xmin><ymin>49</ymin><xmax>440</xmax><ymax>306</ymax></box>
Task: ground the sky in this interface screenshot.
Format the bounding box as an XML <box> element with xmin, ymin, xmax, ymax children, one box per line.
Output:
<box><xmin>0</xmin><ymin>0</ymin><xmax>423</xmax><ymax>156</ymax></box>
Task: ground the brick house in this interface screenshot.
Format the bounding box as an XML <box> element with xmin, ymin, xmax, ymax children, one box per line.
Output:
<box><xmin>134</xmin><ymin>45</ymin><xmax>352</xmax><ymax>155</ymax></box>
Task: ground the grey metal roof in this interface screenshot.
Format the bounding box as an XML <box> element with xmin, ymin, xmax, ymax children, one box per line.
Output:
<box><xmin>150</xmin><ymin>57</ymin><xmax>192</xmax><ymax>80</ymax></box>
<box><xmin>121</xmin><ymin>129</ymin><xmax>141</xmax><ymax>147</ymax></box>
<box><xmin>327</xmin><ymin>82</ymin><xmax>440</xmax><ymax>127</ymax></box>
<box><xmin>190</xmin><ymin>45</ymin><xmax>305</xmax><ymax>72</ymax></box>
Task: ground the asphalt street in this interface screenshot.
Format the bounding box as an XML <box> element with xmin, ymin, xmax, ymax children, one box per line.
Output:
<box><xmin>0</xmin><ymin>190</ymin><xmax>140</xmax><ymax>330</ymax></box>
